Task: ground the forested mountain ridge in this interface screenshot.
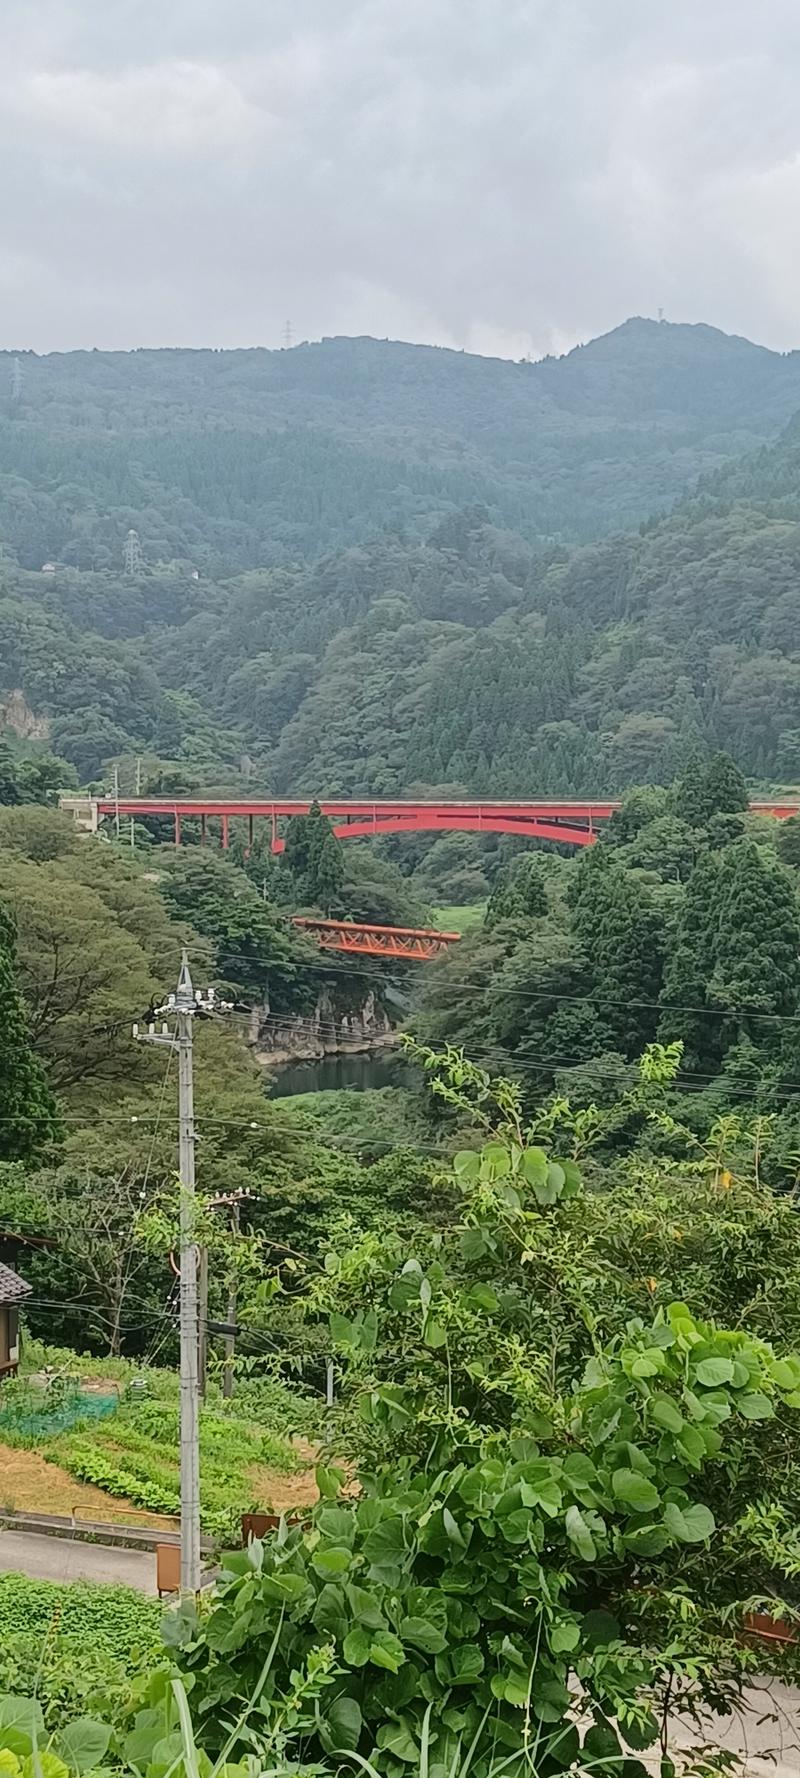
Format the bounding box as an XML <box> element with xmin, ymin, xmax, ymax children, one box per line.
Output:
<box><xmin>3</xmin><ymin>317</ymin><xmax>800</xmax><ymax>573</ymax></box>
<box><xmin>4</xmin><ymin>318</ymin><xmax>800</xmax><ymax>791</ymax></box>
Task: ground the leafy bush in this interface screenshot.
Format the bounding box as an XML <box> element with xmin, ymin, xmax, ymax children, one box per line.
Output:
<box><xmin>215</xmin><ymin>1373</ymin><xmax>321</xmax><ymax>1441</ymax></box>
<box><xmin>165</xmin><ymin>1056</ymin><xmax>800</xmax><ymax>1777</ymax></box>
<box><xmin>0</xmin><ymin>1576</ymin><xmax>160</xmax><ymax>1723</ymax></box>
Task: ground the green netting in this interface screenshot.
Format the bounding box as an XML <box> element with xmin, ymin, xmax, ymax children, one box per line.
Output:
<box><xmin>0</xmin><ymin>1382</ymin><xmax>119</xmax><ymax>1439</ymax></box>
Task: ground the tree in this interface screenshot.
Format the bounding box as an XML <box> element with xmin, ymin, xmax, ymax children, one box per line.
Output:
<box><xmin>0</xmin><ymin>1163</ymin><xmax>161</xmax><ymax>1355</ymax></box>
<box><xmin>570</xmin><ymin>849</ymin><xmax>665</xmax><ymax>1053</ymax></box>
<box><xmin>703</xmin><ymin>749</ymin><xmax>749</xmax><ymax>815</ymax></box>
<box><xmin>282</xmin><ymin>801</ymin><xmax>345</xmax><ymax>913</ymax></box>
<box><xmin>0</xmin><ymin>904</ymin><xmax>59</xmax><ymax>1162</ymax></box>
<box><xmin>709</xmin><ymin>841</ymin><xmax>800</xmax><ymax>1018</ymax></box>
<box><xmin>673</xmin><ymin>751</ymin><xmax>748</xmax><ymax>827</ymax></box>
<box><xmin>776</xmin><ymin>812</ymin><xmax>800</xmax><ymax>869</ymax></box>
<box><xmin>659</xmin><ymin>852</ymin><xmax>723</xmax><ymax>1072</ymax></box>
<box><xmin>485</xmin><ymin>854</ymin><xmax>548</xmax><ymax>926</ymax></box>
<box><xmin>158</xmin><ymin>850</ymin><xmax>313</xmax><ymax>1011</ymax></box>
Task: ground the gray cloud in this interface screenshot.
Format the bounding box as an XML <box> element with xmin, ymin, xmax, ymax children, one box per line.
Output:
<box><xmin>2</xmin><ymin>0</ymin><xmax>800</xmax><ymax>355</ymax></box>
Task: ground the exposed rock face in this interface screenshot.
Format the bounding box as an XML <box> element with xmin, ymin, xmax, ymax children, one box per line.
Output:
<box><xmin>251</xmin><ymin>988</ymin><xmax>393</xmax><ymax>1063</ymax></box>
<box><xmin>0</xmin><ymin>689</ymin><xmax>49</xmax><ymax>740</ymax></box>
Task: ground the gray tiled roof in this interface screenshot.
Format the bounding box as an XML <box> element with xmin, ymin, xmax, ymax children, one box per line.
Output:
<box><xmin>0</xmin><ymin>1261</ymin><xmax>32</xmax><ymax>1305</ymax></box>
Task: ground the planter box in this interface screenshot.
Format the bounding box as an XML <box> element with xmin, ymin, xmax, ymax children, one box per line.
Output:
<box><xmin>241</xmin><ymin>1511</ymin><xmax>306</xmax><ymax>1544</ymax></box>
<box><xmin>742</xmin><ymin>1610</ymin><xmax>799</xmax><ymax>1646</ymax></box>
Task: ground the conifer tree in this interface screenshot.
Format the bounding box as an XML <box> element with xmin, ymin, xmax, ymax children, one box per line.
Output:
<box><xmin>283</xmin><ymin>800</ymin><xmax>345</xmax><ymax>914</ymax></box>
<box><xmin>0</xmin><ymin>903</ymin><xmax>59</xmax><ymax>1162</ymax></box>
<box><xmin>570</xmin><ymin>850</ymin><xmax>665</xmax><ymax>1054</ymax></box>
<box><xmin>673</xmin><ymin>751</ymin><xmax>748</xmax><ymax>827</ymax></box>
<box><xmin>659</xmin><ymin>852</ymin><xmax>724</xmax><ymax>1071</ymax></box>
<box><xmin>710</xmin><ymin>841</ymin><xmax>800</xmax><ymax>1017</ymax></box>
<box><xmin>703</xmin><ymin>751</ymin><xmax>749</xmax><ymax>817</ymax></box>
<box><xmin>486</xmin><ymin>855</ymin><xmax>548</xmax><ymax>927</ymax></box>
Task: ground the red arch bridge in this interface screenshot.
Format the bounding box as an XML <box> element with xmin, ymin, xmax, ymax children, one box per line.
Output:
<box><xmin>61</xmin><ymin>793</ymin><xmax>800</xmax><ymax>852</ymax></box>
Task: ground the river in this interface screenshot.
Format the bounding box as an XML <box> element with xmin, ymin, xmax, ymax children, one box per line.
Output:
<box><xmin>266</xmin><ymin>1049</ymin><xmax>415</xmax><ymax>1098</ymax></box>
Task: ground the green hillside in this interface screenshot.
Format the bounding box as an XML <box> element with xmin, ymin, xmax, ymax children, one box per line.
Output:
<box><xmin>3</xmin><ymin>317</ymin><xmax>800</xmax><ymax>574</ymax></box>
<box><xmin>3</xmin><ymin>319</ymin><xmax>800</xmax><ymax>789</ymax></box>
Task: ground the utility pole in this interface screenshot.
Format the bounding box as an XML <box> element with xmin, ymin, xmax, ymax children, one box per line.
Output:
<box><xmin>113</xmin><ymin>764</ymin><xmax>120</xmax><ymax>841</ymax></box>
<box><xmin>223</xmin><ymin>1196</ymin><xmax>240</xmax><ymax>1399</ymax></box>
<box><xmin>134</xmin><ymin>953</ymin><xmax>220</xmax><ymax>1597</ymax></box>
<box><xmin>198</xmin><ymin>1243</ymin><xmax>209</xmax><ymax>1401</ymax></box>
<box><xmin>197</xmin><ymin>1189</ymin><xmax>250</xmax><ymax>1400</ymax></box>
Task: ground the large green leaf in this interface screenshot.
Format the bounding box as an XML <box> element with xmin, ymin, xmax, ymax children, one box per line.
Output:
<box><xmin>664</xmin><ymin>1500</ymin><xmax>715</xmax><ymax>1543</ymax></box>
<box><xmin>362</xmin><ymin>1516</ymin><xmax>406</xmax><ymax>1566</ymax></box>
<box><xmin>435</xmin><ymin>1644</ymin><xmax>484</xmax><ymax>1685</ymax></box>
<box><xmin>695</xmin><ymin>1357</ymin><xmax>734</xmax><ymax>1386</ymax></box>
<box><xmin>369</xmin><ymin>1630</ymin><xmax>406</xmax><ymax>1673</ymax></box>
<box><xmin>533</xmin><ymin>1677</ymin><xmax>571</xmax><ymax>1721</ymax></box>
<box><xmin>377</xmin><ymin>1719</ymin><xmax>418</xmax><ymax>1762</ymax></box>
<box><xmin>325</xmin><ymin>1695</ymin><xmax>363</xmax><ymax>1752</ymax></box>
<box><xmin>313</xmin><ymin>1583</ymin><xmax>349</xmax><ymax>1638</ymax></box>
<box><xmin>737</xmin><ymin>1391</ymin><xmax>773</xmax><ymax>1421</ymax></box>
<box><xmin>346</xmin><ymin>1583</ymin><xmax>387</xmax><ymax>1630</ymax></box>
<box><xmin>612</xmin><ymin>1468</ymin><xmax>661</xmax><ymax>1513</ymax></box>
<box><xmin>0</xmin><ymin>1698</ymin><xmax>43</xmax><ymax>1759</ymax></box>
<box><xmin>342</xmin><ymin>1627</ymin><xmax>372</xmax><ymax>1667</ymax></box>
<box><xmin>520</xmin><ymin>1474</ymin><xmax>562</xmax><ymax>1517</ymax></box>
<box><xmin>650</xmin><ymin>1395</ymin><xmax>684</xmax><ymax>1433</ymax></box>
<box><xmin>311</xmin><ymin>1545</ymin><xmax>352</xmax><ymax>1578</ymax></box>
<box><xmin>565</xmin><ymin>1504</ymin><xmax>597</xmax><ymax>1560</ymax></box>
<box><xmin>56</xmin><ymin>1718</ymin><xmax>111</xmax><ymax>1774</ymax></box>
<box><xmin>398</xmin><ymin>1615</ymin><xmax>448</xmax><ymax>1654</ymax></box>
<box><xmin>520</xmin><ymin>1147</ymin><xmax>548</xmax><ymax>1187</ymax></box>
<box><xmin>464</xmin><ymin>1282</ymin><xmax>499</xmax><ymax>1312</ymax></box>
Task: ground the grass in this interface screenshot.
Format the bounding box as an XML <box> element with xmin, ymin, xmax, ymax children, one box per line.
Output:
<box><xmin>433</xmin><ymin>902</ymin><xmax>486</xmax><ymax>934</ymax></box>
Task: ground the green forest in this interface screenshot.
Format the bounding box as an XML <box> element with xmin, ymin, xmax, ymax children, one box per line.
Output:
<box><xmin>4</xmin><ymin>320</ymin><xmax>800</xmax><ymax>791</ymax></box>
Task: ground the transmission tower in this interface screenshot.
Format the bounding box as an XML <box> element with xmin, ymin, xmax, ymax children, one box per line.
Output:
<box><xmin>282</xmin><ymin>319</ymin><xmax>294</xmax><ymax>350</ymax></box>
<box><xmin>124</xmin><ymin>528</ymin><xmax>144</xmax><ymax>576</ymax></box>
<box><xmin>10</xmin><ymin>359</ymin><xmax>22</xmax><ymax>403</ymax></box>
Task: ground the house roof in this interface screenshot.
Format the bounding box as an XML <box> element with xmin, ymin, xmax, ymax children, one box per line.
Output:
<box><xmin>0</xmin><ymin>1261</ymin><xmax>32</xmax><ymax>1305</ymax></box>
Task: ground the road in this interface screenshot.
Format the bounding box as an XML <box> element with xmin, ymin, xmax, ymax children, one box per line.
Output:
<box><xmin>0</xmin><ymin>1528</ymin><xmax>157</xmax><ymax>1592</ymax></box>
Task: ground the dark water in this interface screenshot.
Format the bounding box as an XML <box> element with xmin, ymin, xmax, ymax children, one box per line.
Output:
<box><xmin>267</xmin><ymin>1048</ymin><xmax>414</xmax><ymax>1098</ymax></box>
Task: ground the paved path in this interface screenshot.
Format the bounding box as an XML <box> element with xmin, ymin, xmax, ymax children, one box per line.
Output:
<box><xmin>0</xmin><ymin>1528</ymin><xmax>157</xmax><ymax>1592</ymax></box>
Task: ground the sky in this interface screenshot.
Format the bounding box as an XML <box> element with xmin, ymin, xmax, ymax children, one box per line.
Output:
<box><xmin>4</xmin><ymin>0</ymin><xmax>800</xmax><ymax>359</ymax></box>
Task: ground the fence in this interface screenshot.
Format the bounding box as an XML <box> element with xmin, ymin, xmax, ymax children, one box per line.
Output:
<box><xmin>0</xmin><ymin>1379</ymin><xmax>119</xmax><ymax>1440</ymax></box>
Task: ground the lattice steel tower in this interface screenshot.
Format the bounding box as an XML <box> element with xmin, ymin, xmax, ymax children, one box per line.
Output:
<box><xmin>124</xmin><ymin>528</ymin><xmax>144</xmax><ymax>575</ymax></box>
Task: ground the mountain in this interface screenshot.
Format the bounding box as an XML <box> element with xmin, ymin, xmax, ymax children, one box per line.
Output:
<box><xmin>3</xmin><ymin>318</ymin><xmax>800</xmax><ymax>792</ymax></box>
<box><xmin>2</xmin><ymin>319</ymin><xmax>800</xmax><ymax>577</ymax></box>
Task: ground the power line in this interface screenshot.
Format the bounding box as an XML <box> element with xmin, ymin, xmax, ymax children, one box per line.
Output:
<box><xmin>215</xmin><ymin>948</ymin><xmax>800</xmax><ymax>1025</ymax></box>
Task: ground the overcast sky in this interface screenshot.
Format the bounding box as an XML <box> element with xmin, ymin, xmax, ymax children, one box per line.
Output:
<box><xmin>4</xmin><ymin>0</ymin><xmax>800</xmax><ymax>359</ymax></box>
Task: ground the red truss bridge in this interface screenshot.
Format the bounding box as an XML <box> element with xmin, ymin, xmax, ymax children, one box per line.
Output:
<box><xmin>292</xmin><ymin>916</ymin><xmax>461</xmax><ymax>961</ymax></box>
<box><xmin>60</xmin><ymin>794</ymin><xmax>800</xmax><ymax>852</ymax></box>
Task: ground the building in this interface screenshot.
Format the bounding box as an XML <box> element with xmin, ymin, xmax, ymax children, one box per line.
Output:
<box><xmin>0</xmin><ymin>1261</ymin><xmax>31</xmax><ymax>1378</ymax></box>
